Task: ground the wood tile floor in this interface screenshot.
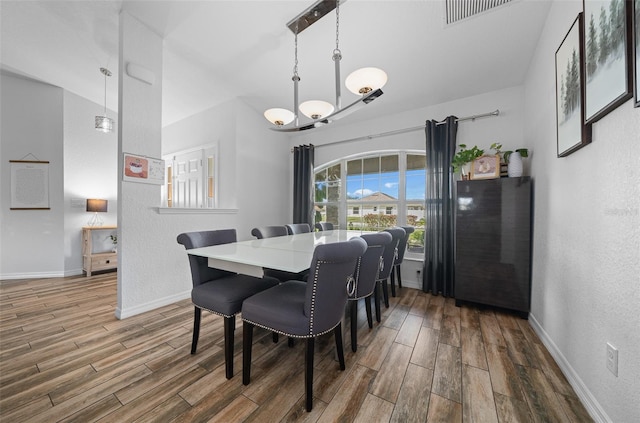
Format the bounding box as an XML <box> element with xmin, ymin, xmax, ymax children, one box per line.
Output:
<box><xmin>0</xmin><ymin>272</ymin><xmax>593</xmax><ymax>422</ymax></box>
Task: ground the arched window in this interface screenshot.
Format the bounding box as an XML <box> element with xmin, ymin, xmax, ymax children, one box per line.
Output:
<box><xmin>314</xmin><ymin>151</ymin><xmax>425</xmax><ymax>255</ymax></box>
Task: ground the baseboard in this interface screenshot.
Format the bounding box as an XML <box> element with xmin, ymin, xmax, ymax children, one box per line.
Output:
<box><xmin>528</xmin><ymin>313</ymin><xmax>611</xmax><ymax>423</ymax></box>
<box><xmin>115</xmin><ymin>290</ymin><xmax>191</xmax><ymax>319</ymax></box>
<box><xmin>0</xmin><ymin>270</ymin><xmax>65</xmax><ymax>281</ymax></box>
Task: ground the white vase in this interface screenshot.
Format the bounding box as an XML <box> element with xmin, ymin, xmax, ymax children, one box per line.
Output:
<box><xmin>508</xmin><ymin>152</ymin><xmax>523</xmax><ymax>177</ymax></box>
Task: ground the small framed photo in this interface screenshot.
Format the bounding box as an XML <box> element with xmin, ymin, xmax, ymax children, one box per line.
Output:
<box><xmin>556</xmin><ymin>13</ymin><xmax>592</xmax><ymax>157</ymax></box>
<box><xmin>582</xmin><ymin>0</ymin><xmax>633</xmax><ymax>123</ymax></box>
<box><xmin>470</xmin><ymin>155</ymin><xmax>501</xmax><ymax>180</ymax></box>
<box><xmin>122</xmin><ymin>152</ymin><xmax>165</xmax><ymax>185</ymax></box>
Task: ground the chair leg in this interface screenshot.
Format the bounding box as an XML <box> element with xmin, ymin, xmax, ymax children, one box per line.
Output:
<box><xmin>223</xmin><ymin>316</ymin><xmax>235</xmax><ymax>380</ymax></box>
<box><xmin>397</xmin><ymin>265</ymin><xmax>403</xmax><ymax>288</ymax></box>
<box><xmin>350</xmin><ymin>301</ymin><xmax>358</xmax><ymax>352</ymax></box>
<box><xmin>305</xmin><ymin>338</ymin><xmax>315</xmax><ymax>412</ymax></box>
<box><xmin>288</xmin><ymin>337</ymin><xmax>295</xmax><ymax>348</ymax></box>
<box><xmin>374</xmin><ymin>282</ymin><xmax>382</xmax><ymax>323</ymax></box>
<box><xmin>191</xmin><ymin>307</ymin><xmax>201</xmax><ymax>355</ymax></box>
<box><xmin>382</xmin><ymin>278</ymin><xmax>390</xmax><ymax>308</ymax></box>
<box><xmin>272</xmin><ymin>332</ymin><xmax>279</xmax><ymax>343</ymax></box>
<box><xmin>390</xmin><ymin>268</ymin><xmax>397</xmax><ymax>297</ymax></box>
<box><xmin>365</xmin><ymin>295</ymin><xmax>373</xmax><ymax>328</ymax></box>
<box><xmin>334</xmin><ymin>323</ymin><xmax>346</xmax><ymax>370</ymax></box>
<box><xmin>242</xmin><ymin>321</ymin><xmax>253</xmax><ymax>386</ymax></box>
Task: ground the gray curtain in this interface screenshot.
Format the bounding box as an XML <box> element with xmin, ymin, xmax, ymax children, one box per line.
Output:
<box><xmin>423</xmin><ymin>116</ymin><xmax>458</xmax><ymax>296</ymax></box>
<box><xmin>292</xmin><ymin>144</ymin><xmax>314</xmax><ymax>225</ymax></box>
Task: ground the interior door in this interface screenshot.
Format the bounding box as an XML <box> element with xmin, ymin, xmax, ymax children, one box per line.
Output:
<box><xmin>173</xmin><ymin>150</ymin><xmax>203</xmax><ymax>208</ymax></box>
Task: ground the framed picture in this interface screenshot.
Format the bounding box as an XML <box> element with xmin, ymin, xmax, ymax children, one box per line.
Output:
<box><xmin>583</xmin><ymin>0</ymin><xmax>633</xmax><ymax>122</ymax></box>
<box><xmin>634</xmin><ymin>0</ymin><xmax>640</xmax><ymax>107</ymax></box>
<box><xmin>556</xmin><ymin>13</ymin><xmax>592</xmax><ymax>157</ymax></box>
<box><xmin>470</xmin><ymin>155</ymin><xmax>500</xmax><ymax>180</ymax></box>
<box><xmin>122</xmin><ymin>153</ymin><xmax>165</xmax><ymax>185</ymax></box>
<box><xmin>9</xmin><ymin>160</ymin><xmax>50</xmax><ymax>209</ymax></box>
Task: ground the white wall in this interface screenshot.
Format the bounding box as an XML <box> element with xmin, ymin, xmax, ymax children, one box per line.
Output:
<box><xmin>234</xmin><ymin>100</ymin><xmax>291</xmax><ymax>240</ymax></box>
<box><xmin>293</xmin><ymin>85</ymin><xmax>525</xmax><ymax>169</ymax></box>
<box><xmin>524</xmin><ymin>1</ymin><xmax>640</xmax><ymax>422</ymax></box>
<box><xmin>0</xmin><ymin>72</ymin><xmax>65</xmax><ymax>279</ymax></box>
<box><xmin>63</xmin><ymin>91</ymin><xmax>118</xmax><ymax>273</ymax></box>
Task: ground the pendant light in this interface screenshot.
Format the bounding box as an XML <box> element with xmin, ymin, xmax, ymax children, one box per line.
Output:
<box><xmin>95</xmin><ymin>67</ymin><xmax>114</xmax><ymax>133</ymax></box>
<box><xmin>264</xmin><ymin>0</ymin><xmax>387</xmax><ymax>132</ymax></box>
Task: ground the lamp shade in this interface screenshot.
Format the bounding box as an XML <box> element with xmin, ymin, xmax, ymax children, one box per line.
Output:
<box><xmin>299</xmin><ymin>100</ymin><xmax>335</xmax><ymax>120</ymax></box>
<box><xmin>95</xmin><ymin>116</ymin><xmax>114</xmax><ymax>133</ymax></box>
<box><xmin>345</xmin><ymin>67</ymin><xmax>388</xmax><ymax>95</ymax></box>
<box><xmin>86</xmin><ymin>199</ymin><xmax>108</xmax><ymax>213</ymax></box>
<box><xmin>264</xmin><ymin>108</ymin><xmax>295</xmax><ymax>126</ymax></box>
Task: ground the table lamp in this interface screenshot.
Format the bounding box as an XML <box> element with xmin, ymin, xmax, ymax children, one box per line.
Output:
<box><xmin>86</xmin><ymin>199</ymin><xmax>107</xmax><ymax>226</ymax></box>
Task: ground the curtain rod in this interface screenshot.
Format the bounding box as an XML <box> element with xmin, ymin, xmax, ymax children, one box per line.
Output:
<box><xmin>292</xmin><ymin>109</ymin><xmax>500</xmax><ymax>151</ymax></box>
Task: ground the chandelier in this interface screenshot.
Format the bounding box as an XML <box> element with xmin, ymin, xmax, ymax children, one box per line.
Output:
<box><xmin>95</xmin><ymin>67</ymin><xmax>114</xmax><ymax>133</ymax></box>
<box><xmin>264</xmin><ymin>0</ymin><xmax>387</xmax><ymax>132</ymax></box>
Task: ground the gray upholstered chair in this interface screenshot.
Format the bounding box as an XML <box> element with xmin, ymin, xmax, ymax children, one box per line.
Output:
<box><xmin>250</xmin><ymin>225</ymin><xmax>309</xmax><ymax>282</ymax></box>
<box><xmin>348</xmin><ymin>232</ymin><xmax>392</xmax><ymax>352</ymax></box>
<box><xmin>314</xmin><ymin>222</ymin><xmax>334</xmax><ymax>231</ymax></box>
<box><xmin>242</xmin><ymin>237</ymin><xmax>367</xmax><ymax>412</ymax></box>
<box><xmin>177</xmin><ymin>229</ymin><xmax>278</xmax><ymax>379</ymax></box>
<box><xmin>285</xmin><ymin>223</ymin><xmax>312</xmax><ymax>235</ymax></box>
<box><xmin>250</xmin><ymin>225</ymin><xmax>288</xmax><ymax>239</ymax></box>
<box><xmin>390</xmin><ymin>226</ymin><xmax>415</xmax><ymax>296</ymax></box>
<box><xmin>374</xmin><ymin>227</ymin><xmax>405</xmax><ymax>318</ymax></box>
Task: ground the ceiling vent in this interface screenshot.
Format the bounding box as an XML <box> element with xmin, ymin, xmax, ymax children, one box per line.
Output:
<box><xmin>445</xmin><ymin>0</ymin><xmax>513</xmax><ymax>24</ymax></box>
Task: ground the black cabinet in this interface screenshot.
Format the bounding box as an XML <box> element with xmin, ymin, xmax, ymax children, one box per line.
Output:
<box><xmin>454</xmin><ymin>177</ymin><xmax>532</xmax><ymax>318</ymax></box>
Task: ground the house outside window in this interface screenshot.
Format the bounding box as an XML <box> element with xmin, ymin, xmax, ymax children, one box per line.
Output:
<box><xmin>314</xmin><ymin>151</ymin><xmax>425</xmax><ymax>256</ymax></box>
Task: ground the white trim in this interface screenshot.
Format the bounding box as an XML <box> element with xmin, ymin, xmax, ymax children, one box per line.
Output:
<box><xmin>0</xmin><ymin>270</ymin><xmax>65</xmax><ymax>280</ymax></box>
<box><xmin>155</xmin><ymin>207</ymin><xmax>238</xmax><ymax>214</ymax></box>
<box><xmin>115</xmin><ymin>290</ymin><xmax>191</xmax><ymax>319</ymax></box>
<box><xmin>529</xmin><ymin>313</ymin><xmax>611</xmax><ymax>423</ymax></box>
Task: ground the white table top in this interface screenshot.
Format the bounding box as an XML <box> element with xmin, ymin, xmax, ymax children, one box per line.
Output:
<box><xmin>186</xmin><ymin>229</ymin><xmax>373</xmax><ymax>277</ymax></box>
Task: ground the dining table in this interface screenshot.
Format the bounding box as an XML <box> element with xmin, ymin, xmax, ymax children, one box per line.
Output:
<box><xmin>186</xmin><ymin>229</ymin><xmax>372</xmax><ymax>278</ymax></box>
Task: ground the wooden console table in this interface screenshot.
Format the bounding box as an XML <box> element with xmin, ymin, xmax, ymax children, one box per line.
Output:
<box><xmin>82</xmin><ymin>226</ymin><xmax>117</xmax><ymax>276</ymax></box>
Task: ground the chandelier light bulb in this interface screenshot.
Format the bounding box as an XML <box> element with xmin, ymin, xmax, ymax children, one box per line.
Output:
<box><xmin>299</xmin><ymin>100</ymin><xmax>335</xmax><ymax>120</ymax></box>
<box><xmin>264</xmin><ymin>108</ymin><xmax>295</xmax><ymax>126</ymax></box>
<box><xmin>345</xmin><ymin>67</ymin><xmax>388</xmax><ymax>95</ymax></box>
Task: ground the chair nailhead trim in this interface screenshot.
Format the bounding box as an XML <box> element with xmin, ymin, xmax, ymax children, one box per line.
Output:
<box><xmin>194</xmin><ymin>304</ymin><xmax>235</xmax><ymax>319</ymax></box>
<box><xmin>242</xmin><ymin>318</ymin><xmax>340</xmax><ymax>339</ymax></box>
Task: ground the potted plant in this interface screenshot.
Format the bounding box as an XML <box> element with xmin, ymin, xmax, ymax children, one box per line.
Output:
<box><xmin>490</xmin><ymin>143</ymin><xmax>530</xmax><ymax>177</ymax></box>
<box><xmin>109</xmin><ymin>234</ymin><xmax>118</xmax><ymax>253</ymax></box>
<box><xmin>503</xmin><ymin>148</ymin><xmax>529</xmax><ymax>177</ymax></box>
<box><xmin>452</xmin><ymin>144</ymin><xmax>484</xmax><ymax>179</ymax></box>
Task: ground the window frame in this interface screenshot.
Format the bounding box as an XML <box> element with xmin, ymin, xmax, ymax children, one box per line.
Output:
<box><xmin>314</xmin><ymin>150</ymin><xmax>425</xmax><ymax>259</ymax></box>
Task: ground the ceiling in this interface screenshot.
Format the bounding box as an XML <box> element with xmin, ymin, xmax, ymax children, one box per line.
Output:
<box><xmin>0</xmin><ymin>0</ymin><xmax>552</xmax><ymax>128</ymax></box>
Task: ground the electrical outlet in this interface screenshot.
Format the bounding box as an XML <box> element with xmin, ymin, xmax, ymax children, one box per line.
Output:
<box><xmin>606</xmin><ymin>342</ymin><xmax>618</xmax><ymax>376</ymax></box>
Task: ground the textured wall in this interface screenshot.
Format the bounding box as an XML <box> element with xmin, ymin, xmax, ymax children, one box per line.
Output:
<box><xmin>524</xmin><ymin>1</ymin><xmax>640</xmax><ymax>421</ymax></box>
<box><xmin>117</xmin><ymin>11</ymin><xmax>166</xmax><ymax>317</ymax></box>
<box><xmin>0</xmin><ymin>73</ymin><xmax>65</xmax><ymax>278</ymax></box>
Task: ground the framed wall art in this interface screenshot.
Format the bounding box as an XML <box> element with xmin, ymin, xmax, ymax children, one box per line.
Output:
<box><xmin>9</xmin><ymin>160</ymin><xmax>50</xmax><ymax>210</ymax></box>
<box><xmin>122</xmin><ymin>153</ymin><xmax>165</xmax><ymax>185</ymax></box>
<box><xmin>470</xmin><ymin>155</ymin><xmax>500</xmax><ymax>180</ymax></box>
<box><xmin>634</xmin><ymin>0</ymin><xmax>640</xmax><ymax>106</ymax></box>
<box><xmin>556</xmin><ymin>13</ymin><xmax>592</xmax><ymax>157</ymax></box>
<box><xmin>582</xmin><ymin>0</ymin><xmax>633</xmax><ymax>122</ymax></box>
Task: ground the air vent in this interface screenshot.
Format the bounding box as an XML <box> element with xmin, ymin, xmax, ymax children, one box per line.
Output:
<box><xmin>445</xmin><ymin>0</ymin><xmax>512</xmax><ymax>24</ymax></box>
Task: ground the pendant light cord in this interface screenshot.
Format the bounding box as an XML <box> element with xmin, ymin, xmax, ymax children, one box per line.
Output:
<box><xmin>103</xmin><ymin>70</ymin><xmax>107</xmax><ymax>116</ymax></box>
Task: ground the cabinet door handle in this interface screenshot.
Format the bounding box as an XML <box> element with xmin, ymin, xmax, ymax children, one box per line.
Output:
<box><xmin>106</xmin><ymin>260</ymin><xmax>110</xmax><ymax>264</ymax></box>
